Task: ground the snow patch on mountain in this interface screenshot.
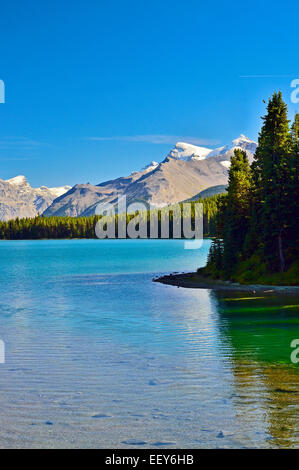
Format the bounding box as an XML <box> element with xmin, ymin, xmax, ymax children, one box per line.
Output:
<box><xmin>208</xmin><ymin>134</ymin><xmax>257</xmax><ymax>158</ymax></box>
<box><xmin>132</xmin><ymin>161</ymin><xmax>159</xmax><ymax>175</ymax></box>
<box><xmin>168</xmin><ymin>142</ymin><xmax>213</xmax><ymax>161</ymax></box>
<box><xmin>167</xmin><ymin>135</ymin><xmax>257</xmax><ymax>163</ymax></box>
<box><xmin>220</xmin><ymin>160</ymin><xmax>231</xmax><ymax>169</ymax></box>
<box><xmin>39</xmin><ymin>185</ymin><xmax>72</xmax><ymax>198</ymax></box>
<box><xmin>4</xmin><ymin>176</ymin><xmax>71</xmax><ymax>197</ymax></box>
<box><xmin>5</xmin><ymin>175</ymin><xmax>29</xmax><ymax>186</ymax></box>
<box><xmin>141</xmin><ymin>161</ymin><xmax>159</xmax><ymax>172</ymax></box>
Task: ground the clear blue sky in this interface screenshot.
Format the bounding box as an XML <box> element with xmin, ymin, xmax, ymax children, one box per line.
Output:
<box><xmin>0</xmin><ymin>0</ymin><xmax>298</xmax><ymax>187</ymax></box>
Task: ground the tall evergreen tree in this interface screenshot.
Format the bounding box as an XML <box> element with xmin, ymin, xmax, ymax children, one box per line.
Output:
<box><xmin>222</xmin><ymin>149</ymin><xmax>252</xmax><ymax>276</ymax></box>
<box><xmin>252</xmin><ymin>91</ymin><xmax>291</xmax><ymax>272</ymax></box>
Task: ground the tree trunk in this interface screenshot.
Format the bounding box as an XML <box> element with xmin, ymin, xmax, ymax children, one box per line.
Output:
<box><xmin>278</xmin><ymin>232</ymin><xmax>285</xmax><ymax>273</ymax></box>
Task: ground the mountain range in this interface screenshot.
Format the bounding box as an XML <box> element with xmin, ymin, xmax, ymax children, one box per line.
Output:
<box><xmin>0</xmin><ymin>176</ymin><xmax>71</xmax><ymax>221</ymax></box>
<box><xmin>0</xmin><ymin>135</ymin><xmax>257</xmax><ymax>220</ymax></box>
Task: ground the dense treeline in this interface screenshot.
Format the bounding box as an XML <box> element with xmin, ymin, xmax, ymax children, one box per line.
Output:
<box><xmin>0</xmin><ymin>195</ymin><xmax>221</xmax><ymax>239</ymax></box>
<box><xmin>202</xmin><ymin>92</ymin><xmax>299</xmax><ymax>285</ymax></box>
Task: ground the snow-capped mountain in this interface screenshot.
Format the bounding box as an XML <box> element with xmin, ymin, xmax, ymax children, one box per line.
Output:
<box><xmin>168</xmin><ymin>134</ymin><xmax>257</xmax><ymax>164</ymax></box>
<box><xmin>5</xmin><ymin>175</ymin><xmax>29</xmax><ymax>186</ymax></box>
<box><xmin>168</xmin><ymin>142</ymin><xmax>213</xmax><ymax>161</ymax></box>
<box><xmin>44</xmin><ymin>134</ymin><xmax>257</xmax><ymax>218</ymax></box>
<box><xmin>207</xmin><ymin>134</ymin><xmax>257</xmax><ymax>160</ymax></box>
<box><xmin>4</xmin><ymin>175</ymin><xmax>71</xmax><ymax>199</ymax></box>
<box><xmin>0</xmin><ymin>176</ymin><xmax>71</xmax><ymax>221</ymax></box>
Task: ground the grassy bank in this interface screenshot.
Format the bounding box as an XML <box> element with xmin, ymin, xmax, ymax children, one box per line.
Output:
<box><xmin>199</xmin><ymin>256</ymin><xmax>299</xmax><ymax>286</ymax></box>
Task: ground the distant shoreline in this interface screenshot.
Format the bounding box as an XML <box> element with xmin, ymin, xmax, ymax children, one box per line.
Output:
<box><xmin>153</xmin><ymin>272</ymin><xmax>299</xmax><ymax>296</ymax></box>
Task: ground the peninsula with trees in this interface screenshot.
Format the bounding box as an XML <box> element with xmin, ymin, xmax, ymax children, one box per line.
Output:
<box><xmin>156</xmin><ymin>92</ymin><xmax>299</xmax><ymax>289</ymax></box>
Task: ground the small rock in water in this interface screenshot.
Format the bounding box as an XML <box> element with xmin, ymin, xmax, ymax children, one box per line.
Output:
<box><xmin>121</xmin><ymin>439</ymin><xmax>147</xmax><ymax>446</ymax></box>
<box><xmin>148</xmin><ymin>379</ymin><xmax>158</xmax><ymax>386</ymax></box>
<box><xmin>217</xmin><ymin>430</ymin><xmax>234</xmax><ymax>438</ymax></box>
<box><xmin>92</xmin><ymin>413</ymin><xmax>111</xmax><ymax>419</ymax></box>
<box><xmin>151</xmin><ymin>441</ymin><xmax>176</xmax><ymax>447</ymax></box>
<box><xmin>45</xmin><ymin>421</ymin><xmax>53</xmax><ymax>426</ymax></box>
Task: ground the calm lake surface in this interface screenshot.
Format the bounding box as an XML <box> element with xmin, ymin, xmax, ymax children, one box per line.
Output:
<box><xmin>0</xmin><ymin>239</ymin><xmax>298</xmax><ymax>448</ymax></box>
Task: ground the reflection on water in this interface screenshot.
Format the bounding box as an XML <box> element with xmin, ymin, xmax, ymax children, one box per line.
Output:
<box><xmin>213</xmin><ymin>292</ymin><xmax>299</xmax><ymax>448</ymax></box>
<box><xmin>0</xmin><ymin>240</ymin><xmax>298</xmax><ymax>448</ymax></box>
<box><xmin>230</xmin><ymin>361</ymin><xmax>298</xmax><ymax>448</ymax></box>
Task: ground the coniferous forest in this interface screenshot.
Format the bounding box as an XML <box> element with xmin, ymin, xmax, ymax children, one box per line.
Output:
<box><xmin>0</xmin><ymin>195</ymin><xmax>220</xmax><ymax>240</ymax></box>
<box><xmin>201</xmin><ymin>92</ymin><xmax>299</xmax><ymax>285</ymax></box>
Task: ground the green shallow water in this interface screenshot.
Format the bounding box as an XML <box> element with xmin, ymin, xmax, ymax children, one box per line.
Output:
<box><xmin>0</xmin><ymin>239</ymin><xmax>298</xmax><ymax>448</ymax></box>
<box><xmin>215</xmin><ymin>294</ymin><xmax>299</xmax><ymax>365</ymax></box>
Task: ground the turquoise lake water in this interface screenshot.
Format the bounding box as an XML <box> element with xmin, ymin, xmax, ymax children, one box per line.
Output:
<box><xmin>0</xmin><ymin>239</ymin><xmax>298</xmax><ymax>448</ymax></box>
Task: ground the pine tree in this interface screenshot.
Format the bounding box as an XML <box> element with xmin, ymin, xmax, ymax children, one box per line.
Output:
<box><xmin>222</xmin><ymin>149</ymin><xmax>252</xmax><ymax>276</ymax></box>
<box><xmin>252</xmin><ymin>91</ymin><xmax>291</xmax><ymax>272</ymax></box>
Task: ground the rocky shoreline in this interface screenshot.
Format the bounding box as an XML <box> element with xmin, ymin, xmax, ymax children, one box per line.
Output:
<box><xmin>153</xmin><ymin>272</ymin><xmax>299</xmax><ymax>296</ymax></box>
